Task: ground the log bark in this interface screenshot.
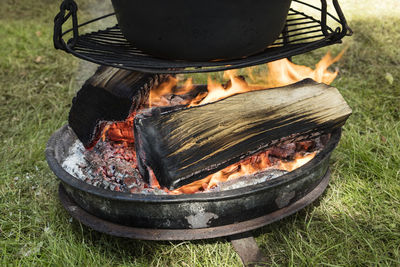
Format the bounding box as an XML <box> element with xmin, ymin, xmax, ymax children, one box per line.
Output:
<box><xmin>134</xmin><ymin>79</ymin><xmax>352</xmax><ymax>189</ymax></box>
<box><xmin>68</xmin><ymin>66</ymin><xmax>169</xmax><ymax>148</ymax></box>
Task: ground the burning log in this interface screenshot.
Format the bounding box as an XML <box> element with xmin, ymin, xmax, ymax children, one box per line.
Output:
<box><xmin>134</xmin><ymin>79</ymin><xmax>352</xmax><ymax>189</ymax></box>
<box><xmin>68</xmin><ymin>66</ymin><xmax>169</xmax><ymax>148</ymax></box>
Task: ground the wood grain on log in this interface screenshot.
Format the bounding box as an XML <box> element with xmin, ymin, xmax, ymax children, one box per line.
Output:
<box><xmin>134</xmin><ymin>79</ymin><xmax>352</xmax><ymax>189</ymax></box>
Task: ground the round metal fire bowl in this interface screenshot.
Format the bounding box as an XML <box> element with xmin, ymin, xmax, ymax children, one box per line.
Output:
<box><xmin>46</xmin><ymin>125</ymin><xmax>341</xmax><ymax>230</ymax></box>
<box><xmin>58</xmin><ymin>170</ymin><xmax>330</xmax><ymax>241</ymax></box>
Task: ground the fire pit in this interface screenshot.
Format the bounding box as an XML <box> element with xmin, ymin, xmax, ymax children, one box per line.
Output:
<box><xmin>48</xmin><ymin>0</ymin><xmax>352</xmax><ymax>264</ymax></box>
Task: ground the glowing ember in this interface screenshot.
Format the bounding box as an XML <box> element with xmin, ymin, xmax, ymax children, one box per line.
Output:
<box><xmin>75</xmin><ymin>133</ymin><xmax>326</xmax><ymax>195</ymax></box>
<box><xmin>102</xmin><ymin>113</ymin><xmax>135</xmax><ymax>145</ymax></box>
<box><xmin>171</xmin><ymin>144</ymin><xmax>318</xmax><ymax>195</ymax></box>
<box><xmin>97</xmin><ymin>51</ymin><xmax>344</xmax><ymax>194</ymax></box>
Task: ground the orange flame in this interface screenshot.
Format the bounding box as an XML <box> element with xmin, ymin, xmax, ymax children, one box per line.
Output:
<box><xmin>148</xmin><ymin>76</ymin><xmax>178</xmax><ymax>107</ymax></box>
<box><xmin>265</xmin><ymin>50</ymin><xmax>346</xmax><ymax>88</ymax></box>
<box><xmin>277</xmin><ymin>152</ymin><xmax>316</xmax><ymax>172</ymax></box>
<box><xmin>148</xmin><ymin>77</ymin><xmax>195</xmax><ymax>107</ymax></box>
<box><xmin>191</xmin><ymin>70</ymin><xmax>264</xmax><ymax>106</ymax></box>
<box><xmin>147</xmin><ymin>50</ymin><xmax>345</xmax><ymax>108</ymax></box>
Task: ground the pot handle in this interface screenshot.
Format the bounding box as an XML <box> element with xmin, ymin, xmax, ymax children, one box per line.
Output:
<box><xmin>332</xmin><ymin>0</ymin><xmax>353</xmax><ymax>37</ymax></box>
<box><xmin>320</xmin><ymin>0</ymin><xmax>353</xmax><ymax>40</ymax></box>
<box><xmin>54</xmin><ymin>0</ymin><xmax>79</xmax><ymax>50</ymax></box>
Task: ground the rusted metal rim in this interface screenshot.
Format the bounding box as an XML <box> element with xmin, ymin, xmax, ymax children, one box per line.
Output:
<box><xmin>59</xmin><ymin>169</ymin><xmax>330</xmax><ymax>241</ymax></box>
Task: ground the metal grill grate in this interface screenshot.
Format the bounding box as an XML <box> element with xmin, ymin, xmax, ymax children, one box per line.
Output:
<box><xmin>54</xmin><ymin>0</ymin><xmax>352</xmax><ymax>74</ymax></box>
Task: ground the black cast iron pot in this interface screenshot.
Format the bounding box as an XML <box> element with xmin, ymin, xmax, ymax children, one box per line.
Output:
<box><xmin>111</xmin><ymin>0</ymin><xmax>292</xmax><ymax>61</ymax></box>
<box><xmin>46</xmin><ymin>125</ymin><xmax>341</xmax><ymax>229</ymax></box>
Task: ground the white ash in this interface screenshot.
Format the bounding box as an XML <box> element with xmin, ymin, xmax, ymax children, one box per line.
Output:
<box><xmin>61</xmin><ymin>140</ymin><xmax>86</xmax><ymax>180</ymax></box>
<box><xmin>61</xmin><ymin>139</ymin><xmax>167</xmax><ymax>195</ymax></box>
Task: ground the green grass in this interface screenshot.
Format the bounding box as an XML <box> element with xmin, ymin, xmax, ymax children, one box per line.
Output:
<box><xmin>1</xmin><ymin>0</ymin><xmax>399</xmax><ymax>266</ymax></box>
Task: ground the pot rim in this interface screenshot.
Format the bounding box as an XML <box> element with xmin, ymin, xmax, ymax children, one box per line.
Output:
<box><xmin>46</xmin><ymin>125</ymin><xmax>341</xmax><ymax>203</ymax></box>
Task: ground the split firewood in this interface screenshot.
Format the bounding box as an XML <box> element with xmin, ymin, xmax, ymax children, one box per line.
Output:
<box><xmin>68</xmin><ymin>66</ymin><xmax>169</xmax><ymax>148</ymax></box>
<box><xmin>134</xmin><ymin>79</ymin><xmax>352</xmax><ymax>189</ymax></box>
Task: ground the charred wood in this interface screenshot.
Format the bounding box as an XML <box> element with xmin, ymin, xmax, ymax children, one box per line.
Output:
<box><xmin>134</xmin><ymin>79</ymin><xmax>352</xmax><ymax>189</ymax></box>
<box><xmin>68</xmin><ymin>66</ymin><xmax>169</xmax><ymax>148</ymax></box>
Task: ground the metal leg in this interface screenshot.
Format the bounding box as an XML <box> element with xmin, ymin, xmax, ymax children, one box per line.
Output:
<box><xmin>230</xmin><ymin>232</ymin><xmax>269</xmax><ymax>267</ymax></box>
